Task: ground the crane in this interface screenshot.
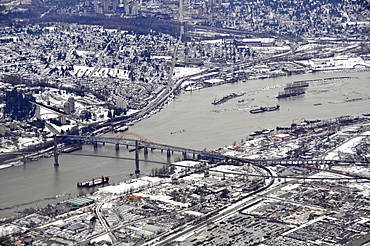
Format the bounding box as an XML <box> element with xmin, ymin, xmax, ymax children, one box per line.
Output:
<box><xmin>291</xmin><ymin>117</ymin><xmax>306</xmax><ymax>127</ymax></box>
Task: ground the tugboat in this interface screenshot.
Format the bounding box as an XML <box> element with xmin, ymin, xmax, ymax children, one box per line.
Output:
<box><xmin>250</xmin><ymin>128</ymin><xmax>274</xmax><ymax>136</ymax></box>
<box><xmin>77</xmin><ymin>176</ymin><xmax>109</xmax><ymax>188</ymax></box>
<box><xmin>265</xmin><ymin>105</ymin><xmax>280</xmax><ymax>111</ymax></box>
<box><xmin>250</xmin><ymin>130</ymin><xmax>263</xmax><ymax>136</ymax></box>
<box><xmin>236</xmin><ymin>98</ymin><xmax>254</xmax><ymax>106</ymax></box>
<box><xmin>262</xmin><ymin>128</ymin><xmax>274</xmax><ymax>134</ymax></box>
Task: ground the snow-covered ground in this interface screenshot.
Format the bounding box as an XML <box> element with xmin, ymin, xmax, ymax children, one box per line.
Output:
<box><xmin>172</xmin><ymin>67</ymin><xmax>205</xmax><ymax>80</ymax></box>
<box><xmin>97</xmin><ymin>176</ymin><xmax>165</xmax><ymax>195</ymax></box>
<box><xmin>297</xmin><ymin>56</ymin><xmax>367</xmax><ymax>70</ymax></box>
<box><xmin>324</xmin><ymin>130</ymin><xmax>370</xmax><ymax>160</ymax></box>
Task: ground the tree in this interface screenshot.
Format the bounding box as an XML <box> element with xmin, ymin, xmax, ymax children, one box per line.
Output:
<box><xmin>114</xmin><ymin>108</ymin><xmax>123</xmax><ymax>117</ymax></box>
<box><xmin>4</xmin><ymin>89</ymin><xmax>35</xmax><ymax>121</ymax></box>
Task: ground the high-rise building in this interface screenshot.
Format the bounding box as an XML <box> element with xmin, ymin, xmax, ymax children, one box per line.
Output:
<box><xmin>64</xmin><ymin>97</ymin><xmax>75</xmax><ymax>114</ymax></box>
<box><xmin>113</xmin><ymin>0</ymin><xmax>118</xmax><ymax>11</ymax></box>
<box><xmin>104</xmin><ymin>0</ymin><xmax>110</xmax><ymax>12</ymax></box>
<box><xmin>0</xmin><ymin>124</ymin><xmax>5</xmax><ymax>136</ymax></box>
<box><xmin>208</xmin><ymin>0</ymin><xmax>215</xmax><ymax>7</ymax></box>
<box><xmin>131</xmin><ymin>3</ymin><xmax>139</xmax><ymax>15</ymax></box>
<box><xmin>116</xmin><ymin>97</ymin><xmax>128</xmax><ymax>110</ymax></box>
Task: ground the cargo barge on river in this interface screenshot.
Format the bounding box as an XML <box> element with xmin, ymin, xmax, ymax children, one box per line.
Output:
<box><xmin>212</xmin><ymin>92</ymin><xmax>246</xmax><ymax>105</ymax></box>
<box><xmin>250</xmin><ymin>105</ymin><xmax>280</xmax><ymax>114</ymax></box>
<box><xmin>277</xmin><ymin>80</ymin><xmax>309</xmax><ymax>99</ymax></box>
<box><xmin>277</xmin><ymin>87</ymin><xmax>305</xmax><ymax>99</ymax></box>
<box><xmin>77</xmin><ymin>176</ymin><xmax>109</xmax><ymax>188</ymax></box>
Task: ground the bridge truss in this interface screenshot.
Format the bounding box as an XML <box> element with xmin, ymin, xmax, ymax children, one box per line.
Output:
<box><xmin>62</xmin><ymin>135</ymin><xmax>226</xmax><ymax>160</ymax></box>
<box><xmin>60</xmin><ymin>135</ymin><xmax>370</xmax><ymax>181</ymax></box>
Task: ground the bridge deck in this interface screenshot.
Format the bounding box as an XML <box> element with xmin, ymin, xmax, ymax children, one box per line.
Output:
<box><xmin>62</xmin><ymin>135</ymin><xmax>370</xmax><ymax>166</ymax></box>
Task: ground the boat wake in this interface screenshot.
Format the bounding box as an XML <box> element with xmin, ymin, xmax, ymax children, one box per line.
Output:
<box><xmin>328</xmin><ymin>96</ymin><xmax>370</xmax><ymax>104</ymax></box>
<box><xmin>211</xmin><ymin>106</ymin><xmax>256</xmax><ymax>113</ymax></box>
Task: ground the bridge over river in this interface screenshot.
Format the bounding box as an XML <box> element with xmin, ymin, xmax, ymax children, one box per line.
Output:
<box><xmin>51</xmin><ymin>134</ymin><xmax>370</xmax><ymax>181</ymax></box>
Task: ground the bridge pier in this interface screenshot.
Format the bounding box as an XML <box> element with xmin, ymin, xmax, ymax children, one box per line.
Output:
<box><xmin>182</xmin><ymin>152</ymin><xmax>187</xmax><ymax>159</ymax></box>
<box><xmin>135</xmin><ymin>140</ymin><xmax>140</xmax><ymax>177</ymax></box>
<box><xmin>167</xmin><ymin>149</ymin><xmax>171</xmax><ymax>157</ymax></box>
<box><xmin>144</xmin><ymin>147</ymin><xmax>148</xmax><ymax>155</ymax></box>
<box><xmin>115</xmin><ymin>143</ymin><xmax>120</xmax><ymax>151</ymax></box>
<box><xmin>54</xmin><ymin>135</ymin><xmax>59</xmax><ymax>166</ymax></box>
<box><xmin>94</xmin><ymin>141</ymin><xmax>98</xmax><ymax>150</ymax></box>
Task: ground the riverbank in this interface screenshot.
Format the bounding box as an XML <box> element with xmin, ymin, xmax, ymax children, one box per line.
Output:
<box><xmin>1</xmin><ymin>69</ymin><xmax>370</xmax><ymax>221</ymax></box>
<box><xmin>2</xmin><ymin>112</ymin><xmax>370</xmax><ymax>245</ymax></box>
<box><xmin>2</xmin><ymin>68</ymin><xmax>369</xmax><ymax>169</ymax></box>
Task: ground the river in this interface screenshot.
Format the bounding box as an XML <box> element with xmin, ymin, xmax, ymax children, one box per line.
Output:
<box><xmin>0</xmin><ymin>70</ymin><xmax>369</xmax><ymax>219</ymax></box>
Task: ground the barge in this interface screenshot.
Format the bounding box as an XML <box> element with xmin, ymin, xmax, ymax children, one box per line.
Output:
<box><xmin>250</xmin><ymin>105</ymin><xmax>280</xmax><ymax>114</ymax></box>
<box><xmin>212</xmin><ymin>92</ymin><xmax>246</xmax><ymax>105</ymax></box>
<box><xmin>276</xmin><ymin>87</ymin><xmax>305</xmax><ymax>99</ymax></box>
<box><xmin>277</xmin><ymin>80</ymin><xmax>309</xmax><ymax>99</ymax></box>
<box><xmin>77</xmin><ymin>176</ymin><xmax>109</xmax><ymax>188</ymax></box>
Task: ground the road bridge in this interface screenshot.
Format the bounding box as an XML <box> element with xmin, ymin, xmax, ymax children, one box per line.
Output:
<box><xmin>58</xmin><ymin>134</ymin><xmax>227</xmax><ymax>176</ymax></box>
<box><xmin>61</xmin><ymin>135</ymin><xmax>226</xmax><ymax>160</ymax></box>
<box><xmin>56</xmin><ymin>134</ymin><xmax>370</xmax><ymax>180</ymax></box>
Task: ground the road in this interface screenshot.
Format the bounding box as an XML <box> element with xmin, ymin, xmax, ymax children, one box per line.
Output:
<box><xmin>143</xmin><ymin>177</ymin><xmax>274</xmax><ymax>246</ymax></box>
<box><xmin>94</xmin><ymin>201</ymin><xmax>117</xmax><ymax>243</ymax></box>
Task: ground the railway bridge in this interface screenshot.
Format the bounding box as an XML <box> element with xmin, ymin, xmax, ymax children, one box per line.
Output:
<box><xmin>55</xmin><ymin>134</ymin><xmax>227</xmax><ymax>176</ymax></box>
<box><xmin>52</xmin><ymin>134</ymin><xmax>370</xmax><ymax>179</ymax></box>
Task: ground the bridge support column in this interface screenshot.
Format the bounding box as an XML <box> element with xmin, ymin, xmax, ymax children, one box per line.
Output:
<box><xmin>135</xmin><ymin>140</ymin><xmax>140</xmax><ymax>177</ymax></box>
<box><xmin>144</xmin><ymin>147</ymin><xmax>148</xmax><ymax>155</ymax></box>
<box><xmin>103</xmin><ymin>142</ymin><xmax>105</xmax><ymax>146</ymax></box>
<box><xmin>167</xmin><ymin>150</ymin><xmax>171</xmax><ymax>157</ymax></box>
<box><xmin>94</xmin><ymin>141</ymin><xmax>98</xmax><ymax>150</ymax></box>
<box><xmin>115</xmin><ymin>143</ymin><xmax>120</xmax><ymax>151</ymax></box>
<box><xmin>183</xmin><ymin>152</ymin><xmax>187</xmax><ymax>159</ymax></box>
<box><xmin>54</xmin><ymin>135</ymin><xmax>59</xmax><ymax>166</ymax></box>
